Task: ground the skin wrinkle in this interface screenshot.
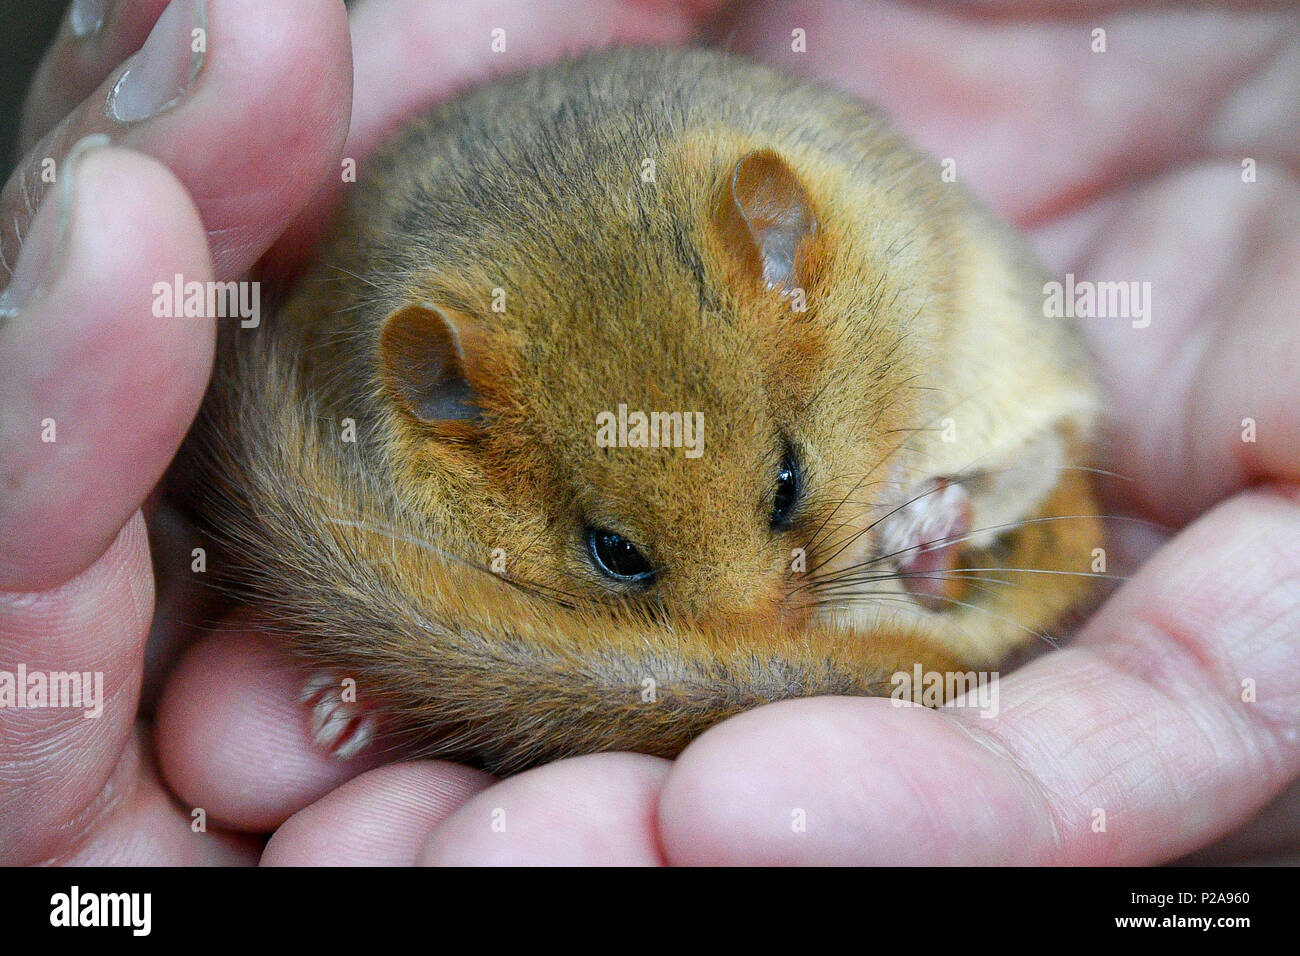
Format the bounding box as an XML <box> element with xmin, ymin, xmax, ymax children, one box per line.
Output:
<box><xmin>25</xmin><ymin>725</ymin><xmax>143</xmax><ymax>867</ymax></box>
<box><xmin>1077</xmin><ymin>509</ymin><xmax>1298</xmax><ymax>839</ymax></box>
<box><xmin>1206</xmin><ymin>552</ymin><xmax>1300</xmax><ymax>748</ymax></box>
<box><xmin>955</xmin><ymin>660</ymin><xmax>1194</xmax><ymax>863</ymax></box>
<box><xmin>0</xmin><ymin>522</ymin><xmax>153</xmax><ymax>666</ymax></box>
<box><xmin>977</xmin><ymin>595</ymin><xmax>1274</xmax><ymax>858</ymax></box>
<box><xmin>262</xmin><ymin>760</ymin><xmax>491</xmax><ymax>864</ymax></box>
<box><xmin>906</xmin><ymin>721</ymin><xmax>1049</xmax><ymax>863</ymax></box>
<box><xmin>46</xmin><ymin>728</ymin><xmax>260</xmax><ymax>866</ymax></box>
<box><xmin>947</xmin><ymin>712</ymin><xmax>1065</xmax><ymax>861</ymax></box>
<box><xmin>0</xmin><ymin>524</ymin><xmax>151</xmax><ymax>862</ymax></box>
<box><xmin>992</xmin><ymin>681</ymin><xmax>1146</xmax><ymax>854</ymax></box>
<box><xmin>1106</xmin><ymin>510</ymin><xmax>1290</xmax><ymax>704</ymax></box>
<box><xmin>1089</xmin><ymin>633</ymin><xmax>1259</xmax><ymax>791</ymax></box>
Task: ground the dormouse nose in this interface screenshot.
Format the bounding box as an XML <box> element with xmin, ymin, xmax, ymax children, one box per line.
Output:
<box><xmin>682</xmin><ymin>570</ymin><xmax>811</xmax><ymax>635</ymax></box>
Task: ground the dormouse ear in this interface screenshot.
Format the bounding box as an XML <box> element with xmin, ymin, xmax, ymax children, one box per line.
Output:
<box><xmin>717</xmin><ymin>149</ymin><xmax>818</xmax><ymax>291</ymax></box>
<box><xmin>379</xmin><ymin>301</ymin><xmax>484</xmax><ymax>423</ymax></box>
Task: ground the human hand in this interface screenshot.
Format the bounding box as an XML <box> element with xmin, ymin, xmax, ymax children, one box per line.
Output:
<box><xmin>5</xmin><ymin>0</ymin><xmax>1295</xmax><ymax>866</ymax></box>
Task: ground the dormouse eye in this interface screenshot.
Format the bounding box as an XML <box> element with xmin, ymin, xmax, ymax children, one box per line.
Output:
<box><xmin>587</xmin><ymin>528</ymin><xmax>655</xmax><ymax>583</ymax></box>
<box><xmin>771</xmin><ymin>448</ymin><xmax>801</xmax><ymax>530</ymax></box>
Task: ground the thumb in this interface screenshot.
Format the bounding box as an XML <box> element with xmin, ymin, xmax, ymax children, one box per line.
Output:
<box><xmin>0</xmin><ymin>141</ymin><xmax>213</xmax><ymax>863</ymax></box>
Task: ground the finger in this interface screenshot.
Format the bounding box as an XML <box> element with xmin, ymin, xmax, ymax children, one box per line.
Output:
<box><xmin>711</xmin><ymin>1</ymin><xmax>1298</xmax><ymax>224</ymax></box>
<box><xmin>154</xmin><ymin>627</ymin><xmax>388</xmax><ymax>832</ymax></box>
<box><xmin>418</xmin><ymin>753</ymin><xmax>670</xmax><ymax>865</ymax></box>
<box><xmin>0</xmin><ymin>143</ymin><xmax>214</xmax><ymax>862</ymax></box>
<box><xmin>0</xmin><ymin>141</ymin><xmax>214</xmax><ymax>591</ymax></box>
<box><xmin>18</xmin><ymin>0</ymin><xmax>171</xmax><ymax>154</ymax></box>
<box><xmin>1033</xmin><ymin>162</ymin><xmax>1300</xmax><ymax>524</ymax></box>
<box><xmin>658</xmin><ymin>488</ymin><xmax>1300</xmax><ymax>864</ymax></box>
<box><xmin>262</xmin><ymin>761</ymin><xmax>493</xmax><ymax>866</ymax></box>
<box><xmin>268</xmin><ymin>0</ymin><xmax>724</xmax><ymax>274</ymax></box>
<box><xmin>2</xmin><ymin>0</ymin><xmax>351</xmax><ymax>283</ymax></box>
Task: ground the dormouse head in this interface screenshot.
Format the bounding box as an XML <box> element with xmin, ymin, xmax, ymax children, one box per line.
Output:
<box><xmin>375</xmin><ymin>141</ymin><xmax>1094</xmax><ymax>657</ymax></box>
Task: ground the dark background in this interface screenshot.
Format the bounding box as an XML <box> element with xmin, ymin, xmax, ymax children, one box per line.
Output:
<box><xmin>1</xmin><ymin>0</ymin><xmax>74</xmax><ymax>177</ymax></box>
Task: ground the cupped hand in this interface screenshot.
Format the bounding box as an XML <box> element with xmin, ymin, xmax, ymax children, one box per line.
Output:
<box><xmin>3</xmin><ymin>0</ymin><xmax>1295</xmax><ymax>866</ymax></box>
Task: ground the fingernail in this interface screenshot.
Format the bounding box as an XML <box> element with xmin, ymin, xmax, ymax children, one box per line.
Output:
<box><xmin>0</xmin><ymin>134</ymin><xmax>110</xmax><ymax>320</ymax></box>
<box><xmin>107</xmin><ymin>0</ymin><xmax>207</xmax><ymax>123</ymax></box>
<box><xmin>69</xmin><ymin>0</ymin><xmax>110</xmax><ymax>38</ymax></box>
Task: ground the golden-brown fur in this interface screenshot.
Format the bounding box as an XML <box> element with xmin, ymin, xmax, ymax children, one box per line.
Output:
<box><xmin>175</xmin><ymin>47</ymin><xmax>1100</xmax><ymax>773</ymax></box>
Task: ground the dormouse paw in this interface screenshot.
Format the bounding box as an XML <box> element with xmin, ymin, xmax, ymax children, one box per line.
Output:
<box><xmin>299</xmin><ymin>671</ymin><xmax>377</xmax><ymax>761</ymax></box>
<box><xmin>878</xmin><ymin>478</ymin><xmax>973</xmax><ymax>612</ymax></box>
